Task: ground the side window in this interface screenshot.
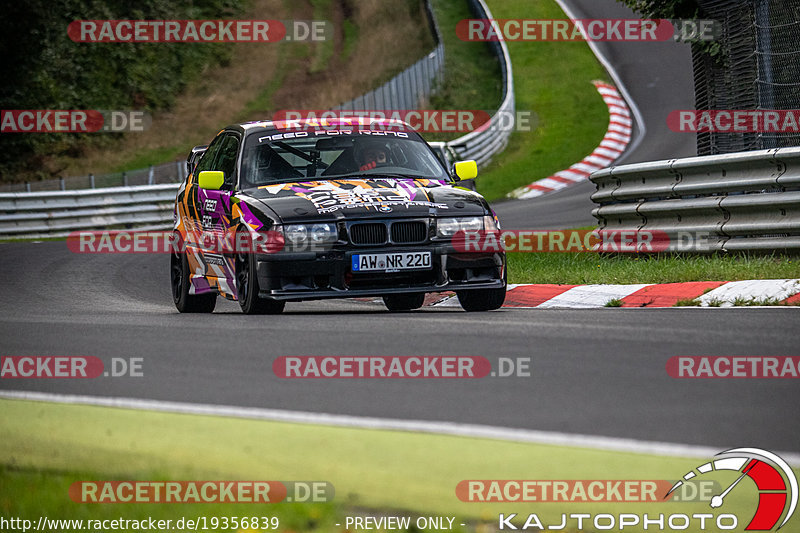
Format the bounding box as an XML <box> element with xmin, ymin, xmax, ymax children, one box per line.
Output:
<box><xmin>194</xmin><ymin>135</ymin><xmax>225</xmax><ymax>175</ymax></box>
<box><xmin>213</xmin><ymin>134</ymin><xmax>240</xmax><ymax>188</ymax></box>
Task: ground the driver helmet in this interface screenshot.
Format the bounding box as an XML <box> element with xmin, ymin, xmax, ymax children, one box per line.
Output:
<box><xmin>354</xmin><ymin>139</ymin><xmax>390</xmax><ymax>171</ymax></box>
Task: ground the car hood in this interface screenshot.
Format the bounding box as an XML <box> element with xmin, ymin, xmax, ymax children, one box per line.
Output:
<box><xmin>242</xmin><ymin>178</ymin><xmax>487</xmax><ymax>222</ymax></box>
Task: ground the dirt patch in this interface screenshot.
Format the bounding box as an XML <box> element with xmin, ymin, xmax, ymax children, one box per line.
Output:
<box><xmin>36</xmin><ymin>0</ymin><xmax>437</xmax><ymax>180</ymax></box>
<box><xmin>271</xmin><ymin>0</ymin><xmax>436</xmax><ymax>109</ymax></box>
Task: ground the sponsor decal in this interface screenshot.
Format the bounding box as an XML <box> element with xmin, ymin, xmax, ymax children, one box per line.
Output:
<box><xmin>258</xmin><ymin>127</ymin><xmax>411</xmax><ymax>139</ymax></box>
<box><xmin>259</xmin><ymin>179</ymin><xmax>447</xmax><ymax>215</ymax></box>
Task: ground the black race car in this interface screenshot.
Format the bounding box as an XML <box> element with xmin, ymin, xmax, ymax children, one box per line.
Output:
<box><xmin>171</xmin><ymin>117</ymin><xmax>506</xmax><ymax>314</ymax></box>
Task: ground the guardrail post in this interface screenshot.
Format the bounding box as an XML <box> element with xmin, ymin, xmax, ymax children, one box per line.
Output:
<box><xmin>122</xmin><ymin>172</ymin><xmax>127</xmax><ymax>187</ymax></box>
<box><xmin>25</xmin><ymin>182</ymin><xmax>31</xmax><ymax>192</ymax></box>
<box><xmin>89</xmin><ymin>174</ymin><xmax>95</xmax><ymax>189</ymax></box>
<box><xmin>148</xmin><ymin>165</ymin><xmax>154</xmax><ymax>185</ymax></box>
<box><xmin>176</xmin><ymin>160</ymin><xmax>183</xmax><ymax>182</ymax></box>
<box><xmin>59</xmin><ymin>177</ymin><xmax>65</xmax><ymax>191</ymax></box>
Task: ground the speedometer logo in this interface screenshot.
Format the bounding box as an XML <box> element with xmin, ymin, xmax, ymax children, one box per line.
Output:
<box><xmin>667</xmin><ymin>448</ymin><xmax>797</xmax><ymax>530</ymax></box>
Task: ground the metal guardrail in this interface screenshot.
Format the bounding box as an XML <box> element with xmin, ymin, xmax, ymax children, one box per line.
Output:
<box><xmin>0</xmin><ymin>184</ymin><xmax>178</xmax><ymax>238</ymax></box>
<box><xmin>446</xmin><ymin>0</ymin><xmax>514</xmax><ymax>168</ymax></box>
<box><xmin>335</xmin><ymin>43</ymin><xmax>445</xmax><ymax>112</ymax></box>
<box><xmin>0</xmin><ymin>161</ymin><xmax>188</xmax><ymax>193</ymax></box>
<box><xmin>590</xmin><ymin>147</ymin><xmax>800</xmax><ymax>252</ymax></box>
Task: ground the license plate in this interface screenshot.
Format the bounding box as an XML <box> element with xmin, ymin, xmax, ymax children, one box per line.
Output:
<box><xmin>352</xmin><ymin>252</ymin><xmax>432</xmax><ymax>272</ymax></box>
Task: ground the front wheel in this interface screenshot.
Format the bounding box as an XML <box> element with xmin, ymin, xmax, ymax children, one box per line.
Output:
<box><xmin>170</xmin><ymin>242</ymin><xmax>216</xmax><ymax>313</ymax></box>
<box><xmin>456</xmin><ymin>269</ymin><xmax>506</xmax><ymax>312</ymax></box>
<box><xmin>235</xmin><ymin>230</ymin><xmax>285</xmax><ymax>315</ymax></box>
<box><xmin>383</xmin><ymin>293</ymin><xmax>425</xmax><ymax>311</ymax></box>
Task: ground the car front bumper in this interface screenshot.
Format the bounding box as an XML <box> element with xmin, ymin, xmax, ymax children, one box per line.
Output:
<box><xmin>255</xmin><ymin>244</ymin><xmax>505</xmax><ymax>301</ymax></box>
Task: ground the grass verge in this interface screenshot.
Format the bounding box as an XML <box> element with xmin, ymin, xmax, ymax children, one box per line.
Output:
<box><xmin>426</xmin><ymin>0</ymin><xmax>503</xmax><ymax>143</ymax></box>
<box><xmin>508</xmin><ymin>252</ymin><xmax>799</xmax><ymax>285</ymax></box>
<box><xmin>474</xmin><ymin>0</ymin><xmax>610</xmax><ymax>201</ymax></box>
<box><xmin>1</xmin><ymin>398</ymin><xmax>778</xmax><ymax>529</ymax></box>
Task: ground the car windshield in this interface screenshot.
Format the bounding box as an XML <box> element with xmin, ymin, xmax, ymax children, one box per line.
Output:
<box><xmin>241</xmin><ymin>129</ymin><xmax>449</xmax><ymax>187</ymax></box>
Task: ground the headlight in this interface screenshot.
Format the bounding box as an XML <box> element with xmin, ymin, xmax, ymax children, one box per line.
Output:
<box><xmin>435</xmin><ymin>216</ymin><xmax>484</xmax><ymax>238</ymax></box>
<box><xmin>284</xmin><ymin>224</ymin><xmax>307</xmax><ymax>244</ymax></box>
<box><xmin>484</xmin><ymin>214</ymin><xmax>500</xmax><ymax>231</ymax></box>
<box><xmin>283</xmin><ymin>223</ymin><xmax>337</xmax><ymax>245</ymax></box>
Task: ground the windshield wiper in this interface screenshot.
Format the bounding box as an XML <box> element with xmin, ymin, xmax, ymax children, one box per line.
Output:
<box><xmin>326</xmin><ymin>172</ymin><xmax>430</xmax><ymax>180</ymax></box>
<box><xmin>249</xmin><ymin>178</ymin><xmax>317</xmax><ymax>187</ymax></box>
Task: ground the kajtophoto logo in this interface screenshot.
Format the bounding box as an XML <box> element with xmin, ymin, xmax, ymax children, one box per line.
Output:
<box><xmin>667</xmin><ymin>448</ymin><xmax>797</xmax><ymax>531</ymax></box>
<box><xmin>492</xmin><ymin>448</ymin><xmax>797</xmax><ymax>530</ymax></box>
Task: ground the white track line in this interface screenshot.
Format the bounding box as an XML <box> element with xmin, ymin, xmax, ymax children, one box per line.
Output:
<box><xmin>2</xmin><ymin>390</ymin><xmax>798</xmax><ymax>465</ymax></box>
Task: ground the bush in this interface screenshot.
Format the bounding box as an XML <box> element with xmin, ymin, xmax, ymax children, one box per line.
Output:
<box><xmin>0</xmin><ymin>0</ymin><xmax>244</xmax><ymax>181</ymax></box>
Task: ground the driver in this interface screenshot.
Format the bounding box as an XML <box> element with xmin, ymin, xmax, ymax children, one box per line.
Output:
<box><xmin>355</xmin><ymin>140</ymin><xmax>390</xmax><ymax>171</ymax></box>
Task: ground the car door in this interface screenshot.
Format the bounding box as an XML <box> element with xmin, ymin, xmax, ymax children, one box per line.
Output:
<box><xmin>194</xmin><ymin>132</ymin><xmax>240</xmax><ymax>296</ymax></box>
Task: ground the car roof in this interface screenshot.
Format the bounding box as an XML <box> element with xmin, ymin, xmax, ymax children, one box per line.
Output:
<box><xmin>232</xmin><ymin>117</ymin><xmax>414</xmax><ymax>134</ymax></box>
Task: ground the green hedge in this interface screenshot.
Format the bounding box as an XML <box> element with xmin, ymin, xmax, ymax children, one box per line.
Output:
<box><xmin>0</xmin><ymin>0</ymin><xmax>244</xmax><ymax>180</ymax></box>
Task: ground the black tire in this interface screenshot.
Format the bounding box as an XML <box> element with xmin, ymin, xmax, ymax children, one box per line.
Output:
<box><xmin>456</xmin><ymin>269</ymin><xmax>507</xmax><ymax>312</ymax></box>
<box><xmin>235</xmin><ymin>230</ymin><xmax>285</xmax><ymax>315</ymax></box>
<box><xmin>170</xmin><ymin>240</ymin><xmax>217</xmax><ymax>313</ymax></box>
<box><xmin>383</xmin><ymin>293</ymin><xmax>425</xmax><ymax>312</ymax></box>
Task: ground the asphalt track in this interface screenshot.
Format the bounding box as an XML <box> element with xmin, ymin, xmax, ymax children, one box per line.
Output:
<box><xmin>1</xmin><ymin>1</ymin><xmax>797</xmax><ymax>455</ymax></box>
<box><xmin>1</xmin><ymin>241</ymin><xmax>798</xmax><ymax>451</ymax></box>
<box><xmin>493</xmin><ymin>0</ymin><xmax>697</xmax><ymax>229</ymax></box>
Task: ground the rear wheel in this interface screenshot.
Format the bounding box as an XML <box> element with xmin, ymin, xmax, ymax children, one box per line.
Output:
<box><xmin>170</xmin><ymin>239</ymin><xmax>216</xmax><ymax>313</ymax></box>
<box><xmin>382</xmin><ymin>293</ymin><xmax>425</xmax><ymax>311</ymax></box>
<box><xmin>456</xmin><ymin>269</ymin><xmax>506</xmax><ymax>312</ymax></box>
<box><xmin>235</xmin><ymin>229</ymin><xmax>285</xmax><ymax>315</ymax></box>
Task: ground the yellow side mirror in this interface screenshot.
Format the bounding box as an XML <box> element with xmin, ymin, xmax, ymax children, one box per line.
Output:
<box><xmin>198</xmin><ymin>170</ymin><xmax>224</xmax><ymax>190</ymax></box>
<box><xmin>453</xmin><ymin>160</ymin><xmax>478</xmax><ymax>181</ymax></box>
